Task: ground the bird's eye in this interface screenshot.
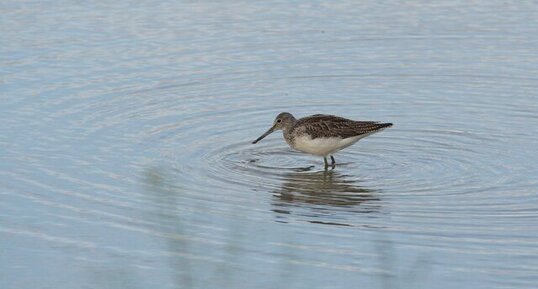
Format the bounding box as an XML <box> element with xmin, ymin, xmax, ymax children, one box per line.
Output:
<box><xmin>277</xmin><ymin>119</ymin><xmax>282</xmax><ymax>123</ymax></box>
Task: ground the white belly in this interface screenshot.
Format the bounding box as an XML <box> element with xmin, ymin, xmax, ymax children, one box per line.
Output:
<box><xmin>292</xmin><ymin>134</ymin><xmax>366</xmax><ymax>156</ymax></box>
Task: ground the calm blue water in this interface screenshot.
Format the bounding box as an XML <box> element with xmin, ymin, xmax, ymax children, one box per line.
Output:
<box><xmin>2</xmin><ymin>1</ymin><xmax>538</xmax><ymax>289</ymax></box>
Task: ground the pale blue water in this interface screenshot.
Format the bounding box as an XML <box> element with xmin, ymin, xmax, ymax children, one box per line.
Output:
<box><xmin>1</xmin><ymin>1</ymin><xmax>538</xmax><ymax>289</ymax></box>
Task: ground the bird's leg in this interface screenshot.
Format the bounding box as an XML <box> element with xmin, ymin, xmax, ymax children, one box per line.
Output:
<box><xmin>323</xmin><ymin>156</ymin><xmax>329</xmax><ymax>170</ymax></box>
<box><xmin>330</xmin><ymin>155</ymin><xmax>336</xmax><ymax>169</ymax></box>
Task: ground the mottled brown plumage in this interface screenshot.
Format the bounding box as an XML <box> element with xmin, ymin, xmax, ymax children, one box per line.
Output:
<box><xmin>293</xmin><ymin>114</ymin><xmax>392</xmax><ymax>139</ymax></box>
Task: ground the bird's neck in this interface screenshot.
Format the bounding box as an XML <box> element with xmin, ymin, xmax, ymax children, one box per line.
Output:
<box><xmin>282</xmin><ymin>122</ymin><xmax>297</xmax><ymax>144</ymax></box>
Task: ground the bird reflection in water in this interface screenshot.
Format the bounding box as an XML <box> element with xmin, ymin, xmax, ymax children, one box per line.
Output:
<box><xmin>271</xmin><ymin>169</ymin><xmax>381</xmax><ymax>226</ymax></box>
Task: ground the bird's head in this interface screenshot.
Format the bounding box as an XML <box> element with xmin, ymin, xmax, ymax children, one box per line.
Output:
<box><xmin>252</xmin><ymin>112</ymin><xmax>296</xmax><ymax>144</ymax></box>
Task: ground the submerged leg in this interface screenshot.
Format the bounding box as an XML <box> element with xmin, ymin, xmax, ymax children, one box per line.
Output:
<box><xmin>323</xmin><ymin>156</ymin><xmax>329</xmax><ymax>170</ymax></box>
<box><xmin>330</xmin><ymin>155</ymin><xmax>336</xmax><ymax>168</ymax></box>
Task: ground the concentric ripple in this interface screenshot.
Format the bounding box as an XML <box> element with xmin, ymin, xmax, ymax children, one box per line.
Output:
<box><xmin>132</xmin><ymin>74</ymin><xmax>538</xmax><ymax>229</ymax></box>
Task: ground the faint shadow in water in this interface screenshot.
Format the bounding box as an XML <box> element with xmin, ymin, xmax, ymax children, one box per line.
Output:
<box><xmin>142</xmin><ymin>167</ymin><xmax>195</xmax><ymax>288</ymax></box>
<box><xmin>140</xmin><ymin>167</ymin><xmax>429</xmax><ymax>289</ymax></box>
<box><xmin>271</xmin><ymin>170</ymin><xmax>382</xmax><ymax>226</ymax></box>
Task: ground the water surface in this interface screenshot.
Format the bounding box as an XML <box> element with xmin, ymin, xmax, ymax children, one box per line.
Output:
<box><xmin>2</xmin><ymin>1</ymin><xmax>538</xmax><ymax>289</ymax></box>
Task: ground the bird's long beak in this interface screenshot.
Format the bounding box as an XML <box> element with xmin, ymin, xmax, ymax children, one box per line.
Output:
<box><xmin>252</xmin><ymin>125</ymin><xmax>276</xmax><ymax>144</ymax></box>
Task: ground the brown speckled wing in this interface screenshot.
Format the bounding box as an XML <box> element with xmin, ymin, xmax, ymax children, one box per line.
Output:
<box><xmin>296</xmin><ymin>114</ymin><xmax>392</xmax><ymax>139</ymax></box>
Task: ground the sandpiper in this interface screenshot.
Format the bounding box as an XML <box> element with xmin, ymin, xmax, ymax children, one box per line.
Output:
<box><xmin>252</xmin><ymin>112</ymin><xmax>392</xmax><ymax>169</ymax></box>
